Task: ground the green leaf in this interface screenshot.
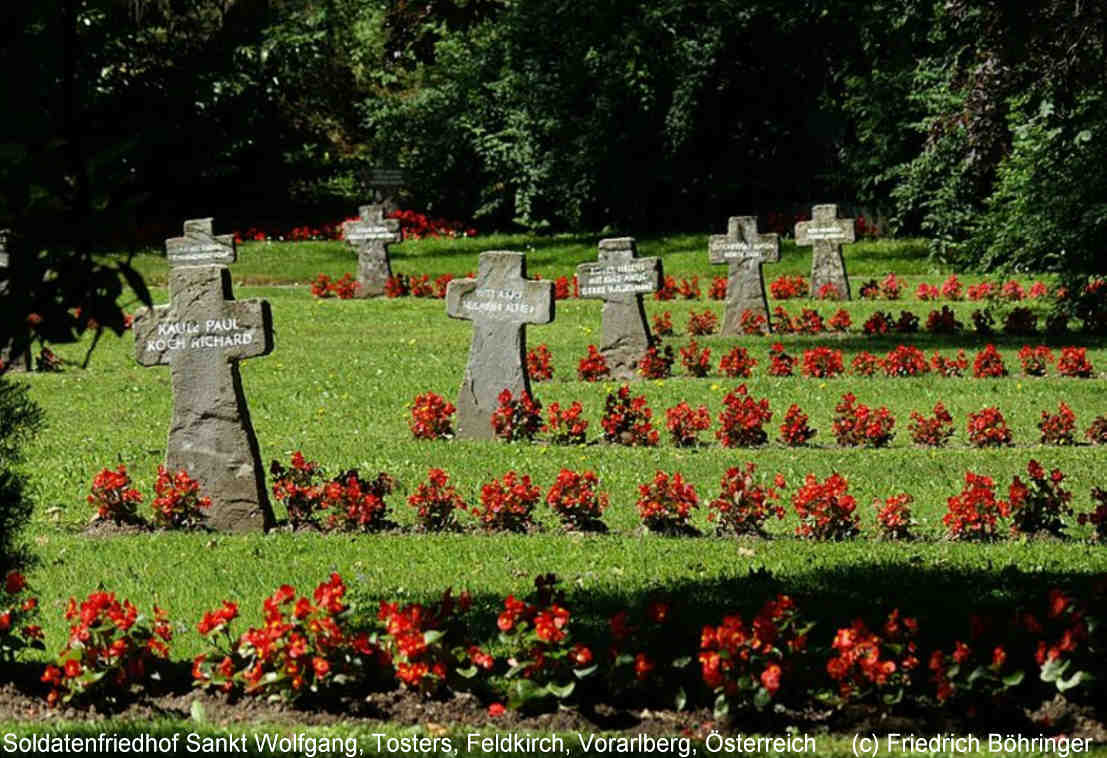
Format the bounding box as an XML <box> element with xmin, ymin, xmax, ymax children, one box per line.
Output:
<box><xmin>573</xmin><ymin>664</ymin><xmax>597</xmax><ymax>679</ymax></box>
<box><xmin>674</xmin><ymin>687</ymin><xmax>687</xmax><ymax>711</ymax></box>
<box><xmin>1001</xmin><ymin>670</ymin><xmax>1025</xmax><ymax>688</ymax></box>
<box><xmin>1040</xmin><ymin>657</ymin><xmax>1070</xmax><ymax>683</ymax></box>
<box><xmin>545</xmin><ymin>681</ymin><xmax>575</xmax><ymax>699</ymax></box>
<box><xmin>1057</xmin><ymin>669</ymin><xmax>1087</xmax><ymax>693</ymax></box>
<box><xmin>1075</xmin><ymin>130</ymin><xmax>1092</xmax><ymax>144</ymax></box>
<box><xmin>753</xmin><ymin>687</ymin><xmax>772</xmax><ymax>709</ymax></box>
<box><xmin>455</xmin><ymin>665</ymin><xmax>477</xmax><ymax>679</ymax></box>
<box><xmin>713</xmin><ymin>693</ymin><xmax>729</xmax><ymax>721</ymax></box>
<box><xmin>190</xmin><ymin>699</ymin><xmax>207</xmax><ymax>724</ymax></box>
<box><xmin>423</xmin><ymin>629</ymin><xmax>445</xmax><ymax>645</ymax></box>
<box><xmin>671</xmin><ymin>656</ymin><xmax>692</xmax><ymax>669</ymax></box>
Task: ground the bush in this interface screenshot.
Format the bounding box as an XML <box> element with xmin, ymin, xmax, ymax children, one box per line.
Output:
<box><xmin>543</xmin><ymin>401</ymin><xmax>589</xmax><ymax>445</ymax></box>
<box><xmin>546</xmin><ymin>469</ymin><xmax>608</xmax><ymax>531</ymax></box>
<box><xmin>665</xmin><ymin>401</ymin><xmax>711</xmax><ymax>447</ymax></box>
<box><xmin>943</xmin><ymin>472</ymin><xmax>1005</xmax><ymax>541</ymax></box>
<box><xmin>474</xmin><ymin>472</ymin><xmax>541</xmax><ymax>533</ymax></box>
<box><xmin>409</xmin><ymin>392</ymin><xmax>456</xmax><ymax>440</ymax></box>
<box><xmin>882</xmin><ymin>345</ymin><xmax>929</xmax><ymax>377</ymax></box>
<box><xmin>1006</xmin><ymin>460</ymin><xmax>1073</xmax><ymax>538</ymax></box>
<box><xmin>407</xmin><ymin>468</ymin><xmax>467</xmax><ymax>531</ymax></box>
<box><xmin>526</xmin><ymin>344</ymin><xmax>554</xmax><ymax>382</ymax></box>
<box><xmin>874</xmin><ymin>494</ymin><xmax>916</xmax><ymax>540</ymax></box>
<box><xmin>578</xmin><ymin>345</ymin><xmax>610</xmax><ymax>382</ymax></box>
<box><xmin>801</xmin><ymin>347</ymin><xmax>844</xmax><ymax>378</ymax></box>
<box><xmin>791</xmin><ymin>473</ymin><xmax>859</xmax><ymax>540</ymax></box>
<box><xmin>972</xmin><ymin>345</ymin><xmax>1008</xmax><ymax>378</ymax></box>
<box><xmin>491</xmin><ymin>389</ymin><xmax>543</xmax><ymax>442</ymax></box>
<box><xmin>0</xmin><ymin>379</ymin><xmax>43</xmax><ymax>568</ymax></box>
<box><xmin>707</xmin><ymin>464</ymin><xmax>785</xmax><ymax>536</ymax></box>
<box><xmin>686</xmin><ymin>310</ymin><xmax>718</xmax><ymax>336</ymax></box>
<box><xmin>679</xmin><ymin>340</ymin><xmax>712</xmax><ymax>377</ymax></box>
<box><xmin>637</xmin><ymin>345</ymin><xmax>674</xmax><ymax>380</ymax></box>
<box><xmin>718</xmin><ymin>346</ymin><xmax>757</xmax><ymax>378</ymax></box>
<box><xmin>908</xmin><ymin>403</ymin><xmax>954</xmax><ymax>447</ymax></box>
<box><xmin>636</xmin><ymin>471</ymin><xmax>698</xmax><ymax>532</ymax></box>
<box><xmin>601</xmin><ymin>385</ymin><xmax>659</xmax><ymax>447</ymax></box>
<box><xmin>966</xmin><ymin>407</ymin><xmax>1013</xmax><ymax>448</ymax></box>
<box><xmin>832</xmin><ymin>394</ymin><xmax>895</xmax><ymax>448</ymax></box>
<box><xmin>716</xmin><ymin>385</ymin><xmax>771</xmax><ymax>447</ymax></box>
<box><xmin>779</xmin><ymin>404</ymin><xmax>816</xmax><ymax>446</ymax></box>
<box><xmin>1038</xmin><ymin>402</ymin><xmax>1077</xmax><ymax>446</ymax></box>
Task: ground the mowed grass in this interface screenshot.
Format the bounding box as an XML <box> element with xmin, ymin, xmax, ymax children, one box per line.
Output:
<box><xmin>14</xmin><ymin>234</ymin><xmax>1107</xmax><ymax>665</ymax></box>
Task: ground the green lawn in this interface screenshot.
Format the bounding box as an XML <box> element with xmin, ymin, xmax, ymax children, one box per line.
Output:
<box><xmin>6</xmin><ymin>233</ymin><xmax>1106</xmax><ymax>750</ymax></box>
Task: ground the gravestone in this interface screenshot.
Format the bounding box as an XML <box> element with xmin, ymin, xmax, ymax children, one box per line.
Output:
<box><xmin>795</xmin><ymin>204</ymin><xmax>855</xmax><ymax>300</ymax></box>
<box><xmin>445</xmin><ymin>251</ymin><xmax>554</xmax><ymax>439</ymax></box>
<box><xmin>0</xmin><ymin>230</ymin><xmax>31</xmax><ymax>373</ymax></box>
<box><xmin>364</xmin><ymin>166</ymin><xmax>406</xmax><ymax>212</ymax></box>
<box><xmin>133</xmin><ymin>219</ymin><xmax>275</xmax><ymax>532</ymax></box>
<box><xmin>576</xmin><ymin>237</ymin><xmax>662</xmax><ymax>378</ymax></box>
<box><xmin>342</xmin><ymin>204</ymin><xmax>401</xmax><ymax>298</ymax></box>
<box><xmin>708</xmin><ymin>217</ymin><xmax>780</xmax><ymax>335</ymax></box>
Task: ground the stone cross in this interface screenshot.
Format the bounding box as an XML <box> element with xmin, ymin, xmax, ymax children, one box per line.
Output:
<box><xmin>133</xmin><ymin>219</ymin><xmax>275</xmax><ymax>532</ymax></box>
<box><xmin>795</xmin><ymin>204</ymin><xmax>855</xmax><ymax>300</ymax></box>
<box><xmin>0</xmin><ymin>230</ymin><xmax>31</xmax><ymax>373</ymax></box>
<box><xmin>342</xmin><ymin>204</ymin><xmax>401</xmax><ymax>298</ymax></box>
<box><xmin>445</xmin><ymin>251</ymin><xmax>554</xmax><ymax>440</ymax></box>
<box><xmin>576</xmin><ymin>237</ymin><xmax>661</xmax><ymax>378</ymax></box>
<box><xmin>708</xmin><ymin>217</ymin><xmax>780</xmax><ymax>335</ymax></box>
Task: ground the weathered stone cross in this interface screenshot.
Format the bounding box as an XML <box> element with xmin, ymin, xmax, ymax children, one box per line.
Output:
<box><xmin>445</xmin><ymin>251</ymin><xmax>554</xmax><ymax>439</ymax></box>
<box><xmin>708</xmin><ymin>216</ymin><xmax>780</xmax><ymax>335</ymax></box>
<box><xmin>0</xmin><ymin>230</ymin><xmax>31</xmax><ymax>373</ymax></box>
<box><xmin>795</xmin><ymin>204</ymin><xmax>855</xmax><ymax>300</ymax></box>
<box><xmin>576</xmin><ymin>237</ymin><xmax>662</xmax><ymax>378</ymax></box>
<box><xmin>133</xmin><ymin>218</ymin><xmax>275</xmax><ymax>532</ymax></box>
<box><xmin>342</xmin><ymin>204</ymin><xmax>401</xmax><ymax>297</ymax></box>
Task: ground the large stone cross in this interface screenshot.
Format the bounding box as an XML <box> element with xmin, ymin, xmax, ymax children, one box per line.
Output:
<box><xmin>576</xmin><ymin>237</ymin><xmax>661</xmax><ymax>378</ymax></box>
<box><xmin>342</xmin><ymin>204</ymin><xmax>401</xmax><ymax>297</ymax></box>
<box><xmin>133</xmin><ymin>219</ymin><xmax>275</xmax><ymax>532</ymax></box>
<box><xmin>708</xmin><ymin>216</ymin><xmax>780</xmax><ymax>335</ymax></box>
<box><xmin>445</xmin><ymin>251</ymin><xmax>554</xmax><ymax>439</ymax></box>
<box><xmin>795</xmin><ymin>204</ymin><xmax>855</xmax><ymax>300</ymax></box>
<box><xmin>0</xmin><ymin>230</ymin><xmax>31</xmax><ymax>373</ymax></box>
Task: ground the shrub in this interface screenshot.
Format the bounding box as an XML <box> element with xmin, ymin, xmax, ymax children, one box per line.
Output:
<box><xmin>971</xmin><ymin>309</ymin><xmax>995</xmax><ymax>335</ymax></box>
<box><xmin>577</xmin><ymin>345</ymin><xmax>610</xmax><ymax>382</ymax></box>
<box><xmin>1057</xmin><ymin>347</ymin><xmax>1094</xmax><ymax>378</ymax></box>
<box><xmin>310</xmin><ymin>273</ymin><xmax>334</xmax><ymax>298</ymax></box>
<box><xmin>908</xmin><ymin>403</ymin><xmax>954</xmax><ymax>447</ymax></box>
<box><xmin>801</xmin><ymin>347</ymin><xmax>844</xmax><ymax>378</ymax></box>
<box><xmin>1039</xmin><ymin>402</ymin><xmax>1077</xmax><ymax>445</ymax></box>
<box><xmin>491</xmin><ymin>389</ymin><xmax>543</xmax><ymax>442</ymax></box>
<box><xmin>1000</xmin><ymin>280</ymin><xmax>1026</xmax><ymax>301</ymax></box>
<box><xmin>385</xmin><ymin>274</ymin><xmax>410</xmax><ymax>298</ymax></box>
<box><xmin>409</xmin><ymin>274</ymin><xmax>434</xmax><ymax>297</ymax></box>
<box><xmin>827</xmin><ymin>611</ymin><xmax>920</xmax><ymax>703</ymax></box>
<box><xmin>769</xmin><ymin>274</ymin><xmax>809</xmax><ymax>299</ymax></box>
<box><xmin>716</xmin><ymin>384</ymin><xmax>772</xmax><ymax>447</ymax></box>
<box><xmin>859</xmin><ymin>279</ymin><xmax>879</xmax><ymax>299</ymax></box>
<box><xmin>881</xmin><ymin>273</ymin><xmax>905</xmax><ymax>300</ymax></box>
<box><xmin>636</xmin><ymin>471</ymin><xmax>698</xmax><ymax>532</ymax></box>
<box><xmin>1006</xmin><ymin>460</ymin><xmax>1073</xmax><ymax>537</ymax></box>
<box><xmin>1086</xmin><ymin>416</ymin><xmax>1107</xmax><ymax>445</ymax></box>
<box><xmin>708</xmin><ymin>276</ymin><xmax>727</xmax><ymax>300</ymax></box>
<box><xmin>792</xmin><ymin>472</ymin><xmax>860</xmax><ymax>540</ymax></box>
<box><xmin>651</xmin><ymin>311</ymin><xmax>673</xmax><ymax>336</ymax></box>
<box><xmin>87</xmin><ymin>465</ymin><xmax>143</xmax><ymax>525</ymax></box>
<box><xmin>409</xmin><ymin>392</ymin><xmax>456</xmax><ymax>440</ymax></box>
<box><xmin>1</xmin><ymin>571</ymin><xmax>44</xmax><ymax>663</ymax></box>
<box><xmin>43</xmin><ymin>592</ymin><xmax>172</xmax><ymax>706</ymax></box>
<box><xmin>677</xmin><ymin>277</ymin><xmax>700</xmax><ymax>300</ymax></box>
<box><xmin>850</xmin><ymin>351</ymin><xmax>881</xmax><ymax>377</ymax></box>
<box><xmin>544</xmin><ymin>401</ymin><xmax>588</xmax><ymax>445</ymax></box>
<box><xmin>862</xmin><ymin>312</ymin><xmax>892</xmax><ymax>336</ymax></box>
<box><xmin>893</xmin><ymin>310</ymin><xmax>919</xmax><ymax>333</ymax></box>
<box><xmin>931</xmin><ymin>350</ymin><xmax>968</xmax><ymax>377</ymax></box>
<box><xmin>943</xmin><ymin>472</ymin><xmax>1007</xmax><ymax>541</ymax></box>
<box><xmin>407</xmin><ymin>468</ymin><xmax>467</xmax><ymax>531</ymax></box>
<box><xmin>433</xmin><ymin>274</ymin><xmax>454</xmax><ymax>299</ymax></box>
<box><xmin>1078</xmin><ymin>489</ymin><xmax>1107</xmax><ymax>542</ymax></box>
<box><xmin>1028</xmin><ymin>281</ymin><xmax>1050</xmax><ymax>299</ymax></box>
<box><xmin>654</xmin><ymin>276</ymin><xmax>677</xmax><ymax>301</ymax></box>
<box><xmin>940</xmin><ymin>275</ymin><xmax>963</xmax><ymax>300</ymax></box>
<box><xmin>331</xmin><ymin>273</ymin><xmax>358</xmax><ymax>299</ymax></box>
<box><xmin>967</xmin><ymin>281</ymin><xmax>996</xmax><ymax>301</ymax></box>
<box><xmin>699</xmin><ymin>596</ymin><xmax>809</xmax><ymax>713</ymax></box>
<box><xmin>665</xmin><ymin>401</ymin><xmax>711</xmax><ymax>447</ymax></box>
<box><xmin>553</xmin><ymin>276</ymin><xmax>573</xmax><ymax>300</ymax></box>
<box><xmin>874</xmin><ymin>494</ymin><xmax>915</xmax><ymax>540</ymax></box>
<box><xmin>150</xmin><ymin>466</ymin><xmax>211</xmax><ymax>529</ymax></box>
<box><xmin>0</xmin><ymin>379</ymin><xmax>42</xmax><ymax>568</ymax></box>
<box><xmin>972</xmin><ymin>344</ymin><xmax>1008</xmax><ymax>378</ymax></box>
<box><xmin>1003</xmin><ymin>307</ymin><xmax>1037</xmax><ymax>336</ymax></box>
<box><xmin>832</xmin><ymin>394</ymin><xmax>895</xmax><ymax>448</ymax></box>
<box><xmin>546</xmin><ymin>469</ymin><xmax>608</xmax><ymax>531</ymax></box>
<box><xmin>497</xmin><ymin>575</ymin><xmax>595</xmax><ymax>709</ymax></box>
<box><xmin>966</xmin><ymin>407</ymin><xmax>1013</xmax><ymax>448</ymax></box>
<box><xmin>740</xmin><ymin>309</ymin><xmax>768</xmax><ymax>334</ymax></box>
<box><xmin>925</xmin><ymin>306</ymin><xmax>963</xmax><ymax>334</ymax></box>
<box><xmin>882</xmin><ymin>345</ymin><xmax>929</xmax><ymax>377</ymax></box>
<box><xmin>779</xmin><ymin>404</ymin><xmax>817</xmax><ymax>446</ymax></box>
<box><xmin>1018</xmin><ymin>345</ymin><xmax>1053</xmax><ymax>376</ymax></box>
<box><xmin>768</xmin><ymin>342</ymin><xmax>795</xmax><ymax>377</ymax></box>
<box><xmin>816</xmin><ymin>282</ymin><xmax>842</xmax><ymax>300</ymax></box>
<box><xmin>679</xmin><ymin>340</ymin><xmax>711</xmax><ymax>377</ymax></box>
<box><xmin>638</xmin><ymin>344</ymin><xmax>674</xmax><ymax>379</ymax></box>
<box><xmin>606</xmin><ymin>598</ymin><xmax>684</xmax><ymax>700</ymax></box>
<box><xmin>718</xmin><ymin>346</ymin><xmax>756</xmax><ymax>378</ymax></box>
<box><xmin>707</xmin><ymin>463</ymin><xmax>786</xmax><ymax>536</ymax></box>
<box><xmin>321</xmin><ymin>470</ymin><xmax>395</xmax><ymax>532</ymax></box>
<box><xmin>193</xmin><ymin>574</ymin><xmax>383</xmax><ymax>701</ymax></box>
<box><xmin>270</xmin><ymin>452</ymin><xmax>327</xmax><ymax>527</ymax></box>
<box><xmin>687</xmin><ymin>310</ymin><xmax>718</xmax><ymax>336</ymax></box>
<box><xmin>601</xmin><ymin>385</ymin><xmax>659</xmax><ymax>446</ymax></box>
<box><xmin>473</xmin><ymin>471</ymin><xmax>541</xmax><ymax>532</ymax></box>
<box><xmin>829</xmin><ymin>308</ymin><xmax>852</xmax><ymax>332</ymax></box>
<box><xmin>797</xmin><ymin>308</ymin><xmax>826</xmax><ymax>335</ymax></box>
<box><xmin>915</xmin><ymin>283</ymin><xmax>940</xmax><ymax>300</ymax></box>
<box><xmin>526</xmin><ymin>344</ymin><xmax>554</xmax><ymax>382</ymax></box>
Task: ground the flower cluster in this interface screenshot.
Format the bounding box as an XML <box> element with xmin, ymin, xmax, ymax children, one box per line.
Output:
<box><xmin>972</xmin><ymin>344</ymin><xmax>1008</xmax><ymax>378</ymax></box>
<box><xmin>526</xmin><ymin>344</ymin><xmax>554</xmax><ymax>382</ymax></box>
<box><xmin>908</xmin><ymin>403</ymin><xmax>954</xmax><ymax>447</ymax></box>
<box><xmin>801</xmin><ymin>347</ymin><xmax>844</xmax><ymax>378</ymax></box>
<box><xmin>310</xmin><ymin>272</ymin><xmax>358</xmax><ymax>299</ymax></box>
<box><xmin>637</xmin><ymin>344</ymin><xmax>674</xmax><ymax>380</ymax></box>
<box><xmin>407</xmin><ymin>468</ymin><xmax>467</xmax><ymax>531</ymax></box>
<box><xmin>874</xmin><ymin>494</ymin><xmax>915</xmax><ymax>540</ymax></box>
<box><xmin>1039</xmin><ymin>402</ymin><xmax>1077</xmax><ymax>445</ymax></box>
<box><xmin>388</xmin><ymin>209</ymin><xmax>476</xmax><ymax>240</ymax></box>
<box><xmin>319</xmin><ymin>470</ymin><xmax>395</xmax><ymax>532</ymax></box>
<box><xmin>882</xmin><ymin>345</ymin><xmax>929</xmax><ymax>377</ymax></box>
<box><xmin>826</xmin><ymin>611</ymin><xmax>919</xmax><ymax>702</ymax></box>
<box><xmin>679</xmin><ymin>340</ymin><xmax>712</xmax><ymax>377</ymax></box>
<box><xmin>768</xmin><ymin>342</ymin><xmax>795</xmax><ymax>376</ymax></box>
<box><xmin>769</xmin><ymin>275</ymin><xmax>809</xmax><ymax>300</ymax></box>
<box><xmin>718</xmin><ymin>346</ymin><xmax>757</xmax><ymax>378</ymax></box>
<box><xmin>474</xmin><ymin>472</ymin><xmax>541</xmax><ymax>532</ymax></box>
<box><xmin>739</xmin><ymin>309</ymin><xmax>768</xmax><ymax>334</ymax></box>
<box><xmin>270</xmin><ymin>451</ymin><xmax>326</xmax><ymax>526</ymax></box>
<box><xmin>651</xmin><ymin>311</ymin><xmax>673</xmax><ymax>336</ymax></box>
<box><xmin>708</xmin><ymin>276</ymin><xmax>727</xmax><ymax>300</ymax></box>
<box><xmin>636</xmin><ymin>471</ymin><xmax>698</xmax><ymax>532</ymax></box>
<box><xmin>716</xmin><ymin>384</ymin><xmax>771</xmax><ymax>447</ymax></box>
<box><xmin>87</xmin><ymin>465</ymin><xmax>143</xmax><ymax>524</ymax></box>
<box><xmin>578</xmin><ymin>345</ymin><xmax>610</xmax><ymax>382</ymax></box>
<box><xmin>601</xmin><ymin>385</ymin><xmax>659</xmax><ymax>446</ymax></box>
<box><xmin>654</xmin><ymin>276</ymin><xmax>678</xmax><ymax>301</ymax></box>
<box><xmin>1078</xmin><ymin>489</ymin><xmax>1107</xmax><ymax>541</ymax></box>
<box><xmin>409</xmin><ymin>392</ymin><xmax>455</xmax><ymax>440</ymax></box>
<box><xmin>943</xmin><ymin>472</ymin><xmax>1007</xmax><ymax>541</ymax></box>
<box><xmin>607</xmin><ymin>598</ymin><xmax>682</xmax><ymax>697</ymax></box>
<box><xmin>1</xmin><ymin>572</ymin><xmax>44</xmax><ymax>663</ymax></box>
<box><xmin>792</xmin><ymin>473</ymin><xmax>859</xmax><ymax>540</ymax></box>
<box><xmin>43</xmin><ymin>592</ymin><xmax>171</xmax><ymax>706</ymax></box>
<box><xmin>966</xmin><ymin>407</ymin><xmax>1013</xmax><ymax>448</ymax></box>
<box><xmin>707</xmin><ymin>464</ymin><xmax>786</xmax><ymax>536</ymax></box>
<box><xmin>665</xmin><ymin>401</ymin><xmax>711</xmax><ymax>447</ymax></box>
<box><xmin>779</xmin><ymin>404</ymin><xmax>816</xmax><ymax>446</ymax></box>
<box><xmin>686</xmin><ymin>310</ymin><xmax>718</xmax><ymax>336</ymax></box>
<box><xmin>150</xmin><ymin>466</ymin><xmax>211</xmax><ymax>529</ymax></box>
<box><xmin>832</xmin><ymin>394</ymin><xmax>895</xmax><ymax>448</ymax></box>
<box><xmin>1088</xmin><ymin>416</ymin><xmax>1107</xmax><ymax>445</ymax></box>
<box><xmin>1006</xmin><ymin>460</ymin><xmax>1073</xmax><ymax>537</ymax></box>
<box><xmin>1057</xmin><ymin>347</ymin><xmax>1094</xmax><ymax>377</ymax></box>
<box><xmin>491</xmin><ymin>389</ymin><xmax>543</xmax><ymax>442</ymax></box>
<box><xmin>931</xmin><ymin>349</ymin><xmax>968</xmax><ymax>377</ymax></box>
<box><xmin>544</xmin><ymin>401</ymin><xmax>589</xmax><ymax>445</ymax></box>
<box><xmin>546</xmin><ymin>469</ymin><xmax>609</xmax><ymax>531</ymax></box>
<box><xmin>1018</xmin><ymin>345</ymin><xmax>1053</xmax><ymax>376</ymax></box>
<box><xmin>678</xmin><ymin>277</ymin><xmax>701</xmax><ymax>300</ymax></box>
<box><xmin>235</xmin><ymin>222</ymin><xmax>344</xmax><ymax>243</ymax></box>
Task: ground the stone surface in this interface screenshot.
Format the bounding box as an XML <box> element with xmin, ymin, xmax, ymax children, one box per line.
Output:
<box><xmin>795</xmin><ymin>204</ymin><xmax>854</xmax><ymax>300</ymax></box>
<box><xmin>445</xmin><ymin>251</ymin><xmax>554</xmax><ymax>439</ymax></box>
<box><xmin>342</xmin><ymin>204</ymin><xmax>401</xmax><ymax>298</ymax></box>
<box><xmin>0</xmin><ymin>230</ymin><xmax>31</xmax><ymax>373</ymax></box>
<box><xmin>576</xmin><ymin>237</ymin><xmax>661</xmax><ymax>378</ymax></box>
<box><xmin>708</xmin><ymin>216</ymin><xmax>780</xmax><ymax>334</ymax></box>
<box><xmin>133</xmin><ymin>220</ymin><xmax>274</xmax><ymax>532</ymax></box>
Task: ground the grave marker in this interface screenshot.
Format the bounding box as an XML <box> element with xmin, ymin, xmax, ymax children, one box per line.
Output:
<box><xmin>342</xmin><ymin>204</ymin><xmax>401</xmax><ymax>298</ymax></box>
<box><xmin>708</xmin><ymin>217</ymin><xmax>780</xmax><ymax>335</ymax></box>
<box><xmin>576</xmin><ymin>237</ymin><xmax>661</xmax><ymax>377</ymax></box>
<box><xmin>133</xmin><ymin>219</ymin><xmax>275</xmax><ymax>532</ymax></box>
<box><xmin>795</xmin><ymin>204</ymin><xmax>855</xmax><ymax>300</ymax></box>
<box><xmin>445</xmin><ymin>251</ymin><xmax>554</xmax><ymax>439</ymax></box>
<box><xmin>0</xmin><ymin>230</ymin><xmax>31</xmax><ymax>373</ymax></box>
